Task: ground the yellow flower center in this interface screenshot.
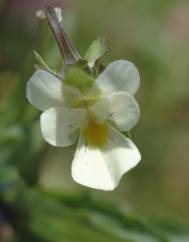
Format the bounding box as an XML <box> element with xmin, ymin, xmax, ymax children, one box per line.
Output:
<box><xmin>83</xmin><ymin>120</ymin><xmax>109</xmax><ymax>148</ymax></box>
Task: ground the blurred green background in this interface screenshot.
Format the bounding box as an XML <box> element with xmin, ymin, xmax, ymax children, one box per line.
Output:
<box><xmin>0</xmin><ymin>0</ymin><xmax>189</xmax><ymax>241</ymax></box>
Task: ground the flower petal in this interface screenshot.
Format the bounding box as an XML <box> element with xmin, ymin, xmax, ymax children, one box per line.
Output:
<box><xmin>90</xmin><ymin>92</ymin><xmax>140</xmax><ymax>131</ymax></box>
<box><xmin>102</xmin><ymin>125</ymin><xmax>141</xmax><ymax>188</ymax></box>
<box><xmin>71</xmin><ymin>125</ymin><xmax>141</xmax><ymax>190</ymax></box>
<box><xmin>26</xmin><ymin>70</ymin><xmax>64</xmax><ymax>111</ymax></box>
<box><xmin>90</xmin><ymin>60</ymin><xmax>140</xmax><ymax>96</ymax></box>
<box><xmin>40</xmin><ymin>107</ymin><xmax>86</xmax><ymax>147</ymax></box>
<box><xmin>71</xmin><ymin>134</ymin><xmax>115</xmax><ymax>190</ymax></box>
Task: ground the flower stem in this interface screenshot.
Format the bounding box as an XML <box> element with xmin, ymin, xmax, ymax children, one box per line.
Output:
<box><xmin>43</xmin><ymin>6</ymin><xmax>81</xmax><ymax>66</ymax></box>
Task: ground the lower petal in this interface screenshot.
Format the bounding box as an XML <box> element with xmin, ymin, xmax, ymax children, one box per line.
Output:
<box><xmin>71</xmin><ymin>125</ymin><xmax>141</xmax><ymax>190</ymax></box>
<box><xmin>101</xmin><ymin>125</ymin><xmax>141</xmax><ymax>186</ymax></box>
<box><xmin>71</xmin><ymin>134</ymin><xmax>116</xmax><ymax>190</ymax></box>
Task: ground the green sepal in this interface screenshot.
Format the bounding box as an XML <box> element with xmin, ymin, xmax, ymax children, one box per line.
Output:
<box><xmin>123</xmin><ymin>130</ymin><xmax>132</xmax><ymax>140</ymax></box>
<box><xmin>84</xmin><ymin>37</ymin><xmax>109</xmax><ymax>68</ymax></box>
<box><xmin>64</xmin><ymin>67</ymin><xmax>95</xmax><ymax>93</ymax></box>
<box><xmin>127</xmin><ymin>130</ymin><xmax>132</xmax><ymax>140</ymax></box>
<box><xmin>33</xmin><ymin>50</ymin><xmax>57</xmax><ymax>76</ymax></box>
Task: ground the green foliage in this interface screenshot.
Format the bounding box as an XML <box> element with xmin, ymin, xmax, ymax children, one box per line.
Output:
<box><xmin>2</xmin><ymin>188</ymin><xmax>189</xmax><ymax>242</ymax></box>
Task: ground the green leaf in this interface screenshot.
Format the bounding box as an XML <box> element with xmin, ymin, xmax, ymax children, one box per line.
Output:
<box><xmin>84</xmin><ymin>37</ymin><xmax>109</xmax><ymax>68</ymax></box>
<box><xmin>64</xmin><ymin>67</ymin><xmax>94</xmax><ymax>93</ymax></box>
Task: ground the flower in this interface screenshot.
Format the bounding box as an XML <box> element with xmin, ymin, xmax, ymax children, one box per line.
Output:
<box><xmin>26</xmin><ymin>60</ymin><xmax>141</xmax><ymax>190</ymax></box>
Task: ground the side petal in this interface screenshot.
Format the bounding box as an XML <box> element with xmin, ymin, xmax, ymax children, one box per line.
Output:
<box><xmin>90</xmin><ymin>92</ymin><xmax>140</xmax><ymax>131</ymax></box>
<box><xmin>40</xmin><ymin>107</ymin><xmax>86</xmax><ymax>147</ymax></box>
<box><xmin>26</xmin><ymin>70</ymin><xmax>64</xmax><ymax>111</ymax></box>
<box><xmin>90</xmin><ymin>60</ymin><xmax>140</xmax><ymax>96</ymax></box>
<box><xmin>71</xmin><ymin>125</ymin><xmax>141</xmax><ymax>190</ymax></box>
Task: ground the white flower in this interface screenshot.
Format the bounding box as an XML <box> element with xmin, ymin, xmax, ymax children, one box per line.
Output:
<box><xmin>26</xmin><ymin>60</ymin><xmax>141</xmax><ymax>190</ymax></box>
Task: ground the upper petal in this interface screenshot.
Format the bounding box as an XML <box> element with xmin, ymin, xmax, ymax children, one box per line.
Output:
<box><xmin>90</xmin><ymin>60</ymin><xmax>140</xmax><ymax>96</ymax></box>
<box><xmin>71</xmin><ymin>125</ymin><xmax>141</xmax><ymax>190</ymax></box>
<box><xmin>26</xmin><ymin>70</ymin><xmax>64</xmax><ymax>111</ymax></box>
<box><xmin>40</xmin><ymin>107</ymin><xmax>86</xmax><ymax>147</ymax></box>
<box><xmin>90</xmin><ymin>92</ymin><xmax>140</xmax><ymax>131</ymax></box>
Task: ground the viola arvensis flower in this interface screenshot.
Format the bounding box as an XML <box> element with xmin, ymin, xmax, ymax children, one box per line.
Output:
<box><xmin>26</xmin><ymin>60</ymin><xmax>141</xmax><ymax>190</ymax></box>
